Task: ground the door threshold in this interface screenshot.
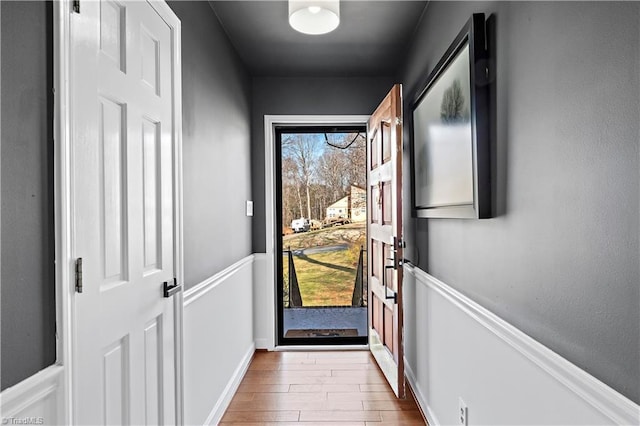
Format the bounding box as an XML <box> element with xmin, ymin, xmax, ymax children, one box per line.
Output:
<box><xmin>274</xmin><ymin>344</ymin><xmax>369</xmax><ymax>352</ymax></box>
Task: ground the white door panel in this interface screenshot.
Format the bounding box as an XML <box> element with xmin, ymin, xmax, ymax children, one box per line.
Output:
<box><xmin>71</xmin><ymin>1</ymin><xmax>180</xmax><ymax>424</ymax></box>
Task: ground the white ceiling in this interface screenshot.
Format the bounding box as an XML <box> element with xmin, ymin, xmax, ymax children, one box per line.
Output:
<box><xmin>209</xmin><ymin>0</ymin><xmax>428</xmax><ymax>76</ymax></box>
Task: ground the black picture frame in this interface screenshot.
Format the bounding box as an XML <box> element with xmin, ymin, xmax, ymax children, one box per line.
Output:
<box><xmin>410</xmin><ymin>13</ymin><xmax>491</xmax><ymax>219</ymax></box>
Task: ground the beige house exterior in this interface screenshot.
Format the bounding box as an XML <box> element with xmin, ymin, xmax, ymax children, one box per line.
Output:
<box><xmin>326</xmin><ymin>185</ymin><xmax>367</xmax><ymax>222</ymax></box>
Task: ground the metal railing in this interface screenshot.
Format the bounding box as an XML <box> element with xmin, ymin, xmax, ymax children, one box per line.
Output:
<box><xmin>283</xmin><ymin>247</ymin><xmax>303</xmax><ymax>308</ymax></box>
<box><xmin>283</xmin><ymin>245</ymin><xmax>367</xmax><ymax>308</ymax></box>
<box><xmin>351</xmin><ymin>246</ymin><xmax>367</xmax><ymax>307</ymax></box>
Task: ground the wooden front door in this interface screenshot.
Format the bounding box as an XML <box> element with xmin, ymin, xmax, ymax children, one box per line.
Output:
<box><xmin>367</xmin><ymin>84</ymin><xmax>405</xmax><ymax>397</ymax></box>
<box><xmin>70</xmin><ymin>1</ymin><xmax>181</xmax><ymax>423</ymax></box>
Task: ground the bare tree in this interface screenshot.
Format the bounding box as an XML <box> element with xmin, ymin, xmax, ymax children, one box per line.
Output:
<box><xmin>320</xmin><ymin>132</ymin><xmax>366</xmax><ymax>192</ymax></box>
<box><xmin>317</xmin><ymin>148</ymin><xmax>348</xmax><ymax>202</ymax></box>
<box><xmin>281</xmin><ymin>132</ymin><xmax>366</xmax><ymax>224</ymax></box>
<box><xmin>441</xmin><ymin>79</ymin><xmax>466</xmax><ymax>123</ymax></box>
<box><xmin>344</xmin><ymin>133</ymin><xmax>366</xmax><ymax>188</ymax></box>
<box><xmin>282</xmin><ymin>134</ymin><xmax>317</xmax><ymax>220</ymax></box>
<box><xmin>282</xmin><ymin>156</ymin><xmax>301</xmax><ymax>225</ymax></box>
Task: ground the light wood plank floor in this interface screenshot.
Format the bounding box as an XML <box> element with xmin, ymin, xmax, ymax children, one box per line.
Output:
<box><xmin>220</xmin><ymin>350</ymin><xmax>426</xmax><ymax>425</ymax></box>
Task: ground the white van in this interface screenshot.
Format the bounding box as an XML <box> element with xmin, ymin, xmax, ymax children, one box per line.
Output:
<box><xmin>291</xmin><ymin>218</ymin><xmax>310</xmax><ymax>233</ymax></box>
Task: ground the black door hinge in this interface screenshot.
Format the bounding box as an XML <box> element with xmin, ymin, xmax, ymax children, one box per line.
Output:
<box><xmin>75</xmin><ymin>258</ymin><xmax>83</xmax><ymax>293</ymax></box>
<box><xmin>72</xmin><ymin>0</ymin><xmax>80</xmax><ymax>14</ymax></box>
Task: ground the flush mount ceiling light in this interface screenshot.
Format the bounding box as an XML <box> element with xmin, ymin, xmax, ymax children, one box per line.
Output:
<box><xmin>289</xmin><ymin>0</ymin><xmax>340</xmax><ymax>35</ymax></box>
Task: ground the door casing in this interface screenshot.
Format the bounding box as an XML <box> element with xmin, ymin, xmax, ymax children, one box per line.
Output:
<box><xmin>52</xmin><ymin>1</ymin><xmax>184</xmax><ymax>423</ymax></box>
<box><xmin>262</xmin><ymin>115</ymin><xmax>370</xmax><ymax>350</ymax></box>
<box><xmin>274</xmin><ymin>125</ymin><xmax>368</xmax><ymax>347</ymax></box>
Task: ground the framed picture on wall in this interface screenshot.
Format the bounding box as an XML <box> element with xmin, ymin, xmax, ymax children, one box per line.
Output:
<box><xmin>410</xmin><ymin>13</ymin><xmax>491</xmax><ymax>219</ymax></box>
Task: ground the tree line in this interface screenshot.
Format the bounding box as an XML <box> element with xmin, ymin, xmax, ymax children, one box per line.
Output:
<box><xmin>281</xmin><ymin>132</ymin><xmax>366</xmax><ymax>228</ymax></box>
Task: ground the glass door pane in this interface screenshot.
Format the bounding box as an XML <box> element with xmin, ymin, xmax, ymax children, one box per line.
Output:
<box><xmin>276</xmin><ymin>126</ymin><xmax>368</xmax><ymax>345</ymax></box>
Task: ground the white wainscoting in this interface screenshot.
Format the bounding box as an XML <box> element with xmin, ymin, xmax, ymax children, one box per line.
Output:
<box><xmin>183</xmin><ymin>255</ymin><xmax>255</xmax><ymax>425</ymax></box>
<box><xmin>0</xmin><ymin>365</ymin><xmax>65</xmax><ymax>425</ymax></box>
<box><xmin>252</xmin><ymin>253</ymin><xmax>275</xmax><ymax>350</ymax></box>
<box><xmin>403</xmin><ymin>264</ymin><xmax>639</xmax><ymax>426</ymax></box>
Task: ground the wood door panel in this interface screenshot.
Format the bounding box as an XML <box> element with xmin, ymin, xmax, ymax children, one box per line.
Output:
<box><xmin>370</xmin><ymin>193</ymin><xmax>378</xmax><ymax>223</ymax></box>
<box><xmin>370</xmin><ymin>181</ymin><xmax>380</xmax><ymax>223</ymax></box>
<box><xmin>383</xmin><ymin>243</ymin><xmax>393</xmax><ymax>292</ymax></box>
<box><xmin>382</xmin><ymin>182</ymin><xmax>392</xmax><ymax>224</ymax></box>
<box><xmin>383</xmin><ymin>305</ymin><xmax>393</xmax><ymax>351</ymax></box>
<box><xmin>366</xmin><ymin>85</ymin><xmax>404</xmax><ymax>398</ymax></box>
<box><xmin>368</xmin><ymin>223</ymin><xmax>392</xmax><ymax>243</ymax></box>
<box><xmin>370</xmin><ymin>128</ymin><xmax>379</xmax><ymax>169</ymax></box>
<box><xmin>372</xmin><ymin>298</ymin><xmax>383</xmax><ymax>339</ymax></box>
<box><xmin>372</xmin><ymin>240</ymin><xmax>381</xmax><ymax>279</ymax></box>
<box><xmin>381</xmin><ymin>121</ymin><xmax>392</xmax><ymax>164</ymax></box>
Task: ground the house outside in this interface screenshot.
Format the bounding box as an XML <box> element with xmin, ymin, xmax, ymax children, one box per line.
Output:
<box><xmin>326</xmin><ymin>185</ymin><xmax>366</xmax><ymax>222</ymax></box>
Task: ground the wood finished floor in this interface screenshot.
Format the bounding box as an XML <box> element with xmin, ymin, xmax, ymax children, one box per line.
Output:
<box><xmin>220</xmin><ymin>350</ymin><xmax>426</xmax><ymax>425</ymax></box>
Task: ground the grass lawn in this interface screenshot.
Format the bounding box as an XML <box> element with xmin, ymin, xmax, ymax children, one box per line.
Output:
<box><xmin>288</xmin><ymin>250</ymin><xmax>358</xmax><ymax>306</ymax></box>
<box><xmin>282</xmin><ymin>224</ymin><xmax>367</xmax><ymax>306</ymax></box>
<box><xmin>283</xmin><ymin>223</ymin><xmax>365</xmax><ymax>250</ymax></box>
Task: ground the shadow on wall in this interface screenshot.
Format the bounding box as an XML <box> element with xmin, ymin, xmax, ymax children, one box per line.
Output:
<box><xmin>487</xmin><ymin>14</ymin><xmax>508</xmax><ymax>218</ymax></box>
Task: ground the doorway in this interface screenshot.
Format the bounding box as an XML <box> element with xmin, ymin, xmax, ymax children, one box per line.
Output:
<box><xmin>275</xmin><ymin>125</ymin><xmax>368</xmax><ymax>345</ymax></box>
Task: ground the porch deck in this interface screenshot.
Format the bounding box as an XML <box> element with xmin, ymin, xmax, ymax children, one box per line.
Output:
<box><xmin>283</xmin><ymin>307</ymin><xmax>368</xmax><ymax>337</ymax></box>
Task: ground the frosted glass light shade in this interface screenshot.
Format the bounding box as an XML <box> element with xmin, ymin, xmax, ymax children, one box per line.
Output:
<box><xmin>289</xmin><ymin>0</ymin><xmax>340</xmax><ymax>35</ymax></box>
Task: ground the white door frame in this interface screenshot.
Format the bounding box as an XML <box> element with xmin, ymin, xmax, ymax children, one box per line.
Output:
<box><xmin>53</xmin><ymin>2</ymin><xmax>184</xmax><ymax>423</ymax></box>
<box><xmin>262</xmin><ymin>115</ymin><xmax>370</xmax><ymax>350</ymax></box>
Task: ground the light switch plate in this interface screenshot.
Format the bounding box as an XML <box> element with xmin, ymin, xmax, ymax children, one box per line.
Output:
<box><xmin>246</xmin><ymin>200</ymin><xmax>253</xmax><ymax>217</ymax></box>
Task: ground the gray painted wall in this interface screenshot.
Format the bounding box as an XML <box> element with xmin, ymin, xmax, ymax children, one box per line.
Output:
<box><xmin>400</xmin><ymin>1</ymin><xmax>640</xmax><ymax>403</ymax></box>
<box><xmin>168</xmin><ymin>1</ymin><xmax>253</xmax><ymax>288</ymax></box>
<box><xmin>251</xmin><ymin>76</ymin><xmax>394</xmax><ymax>252</ymax></box>
<box><xmin>0</xmin><ymin>0</ymin><xmax>252</xmax><ymax>391</ymax></box>
<box><xmin>1</xmin><ymin>1</ymin><xmax>56</xmax><ymax>391</ymax></box>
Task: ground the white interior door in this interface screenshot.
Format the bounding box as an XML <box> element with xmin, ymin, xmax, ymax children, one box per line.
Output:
<box><xmin>71</xmin><ymin>1</ymin><xmax>181</xmax><ymax>424</ymax></box>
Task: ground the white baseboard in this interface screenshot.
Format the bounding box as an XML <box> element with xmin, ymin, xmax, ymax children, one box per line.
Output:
<box><xmin>254</xmin><ymin>338</ymin><xmax>270</xmax><ymax>350</ymax></box>
<box><xmin>0</xmin><ymin>365</ymin><xmax>64</xmax><ymax>425</ymax></box>
<box><xmin>205</xmin><ymin>343</ymin><xmax>255</xmax><ymax>425</ymax></box>
<box><xmin>404</xmin><ymin>361</ymin><xmax>439</xmax><ymax>426</ymax></box>
<box><xmin>403</xmin><ymin>264</ymin><xmax>640</xmax><ymax>425</ymax></box>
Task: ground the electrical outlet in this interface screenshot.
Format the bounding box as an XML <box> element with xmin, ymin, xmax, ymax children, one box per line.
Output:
<box><xmin>458</xmin><ymin>397</ymin><xmax>468</xmax><ymax>425</ymax></box>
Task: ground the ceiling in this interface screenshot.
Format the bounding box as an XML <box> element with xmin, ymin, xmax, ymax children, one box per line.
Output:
<box><xmin>209</xmin><ymin>1</ymin><xmax>428</xmax><ymax>77</ymax></box>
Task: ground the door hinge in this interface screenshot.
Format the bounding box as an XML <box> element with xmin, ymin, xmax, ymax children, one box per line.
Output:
<box><xmin>75</xmin><ymin>258</ymin><xmax>83</xmax><ymax>293</ymax></box>
<box><xmin>395</xmin><ymin>117</ymin><xmax>403</xmax><ymax>126</ymax></box>
<box><xmin>72</xmin><ymin>0</ymin><xmax>80</xmax><ymax>14</ymax></box>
